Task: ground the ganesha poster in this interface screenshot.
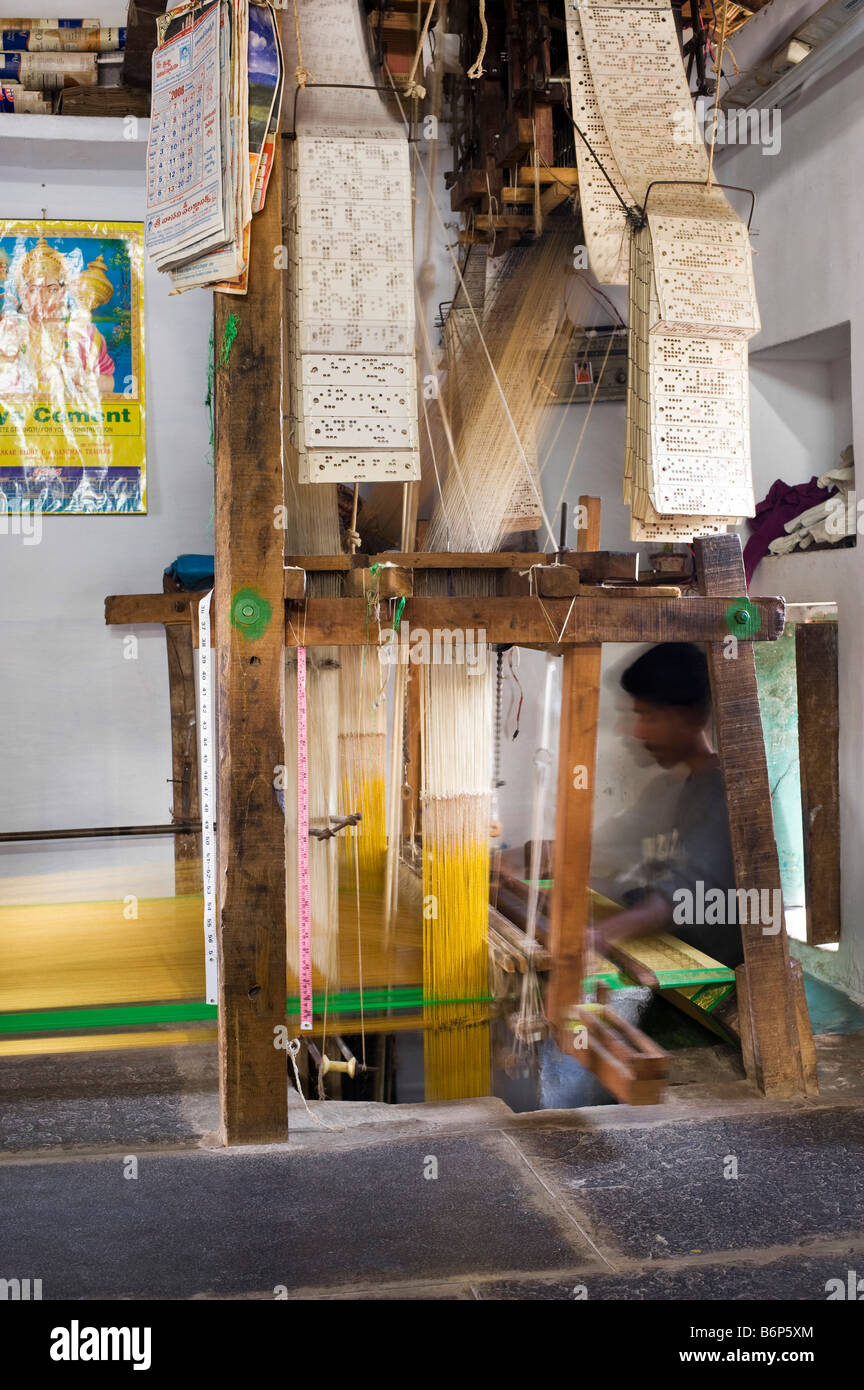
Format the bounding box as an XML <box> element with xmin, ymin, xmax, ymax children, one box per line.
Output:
<box><xmin>0</xmin><ymin>220</ymin><xmax>145</xmax><ymax>514</ymax></box>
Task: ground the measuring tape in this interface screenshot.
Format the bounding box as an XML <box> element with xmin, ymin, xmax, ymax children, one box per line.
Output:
<box><xmin>197</xmin><ymin>591</ymin><xmax>218</xmax><ymax>1005</ymax></box>
<box><xmin>296</xmin><ymin>645</ymin><xmax>313</xmax><ymax>1030</ymax></box>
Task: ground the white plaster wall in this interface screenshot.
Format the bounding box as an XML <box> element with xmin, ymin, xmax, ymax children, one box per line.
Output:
<box><xmin>0</xmin><ymin>138</ymin><xmax>214</xmax><ymax>901</ymax></box>
<box><xmin>718</xmin><ymin>51</ymin><xmax>864</xmax><ymax>998</ymax></box>
<box><xmin>496</xmin><ymin>395</ymin><xmax>656</xmax><ymax>855</ymax></box>
<box><xmin>749</xmin><ymin>359</ymin><xmax>840</xmax><ymax>494</ymax></box>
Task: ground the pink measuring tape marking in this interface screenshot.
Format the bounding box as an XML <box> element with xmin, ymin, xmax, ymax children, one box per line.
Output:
<box><xmin>297</xmin><ymin>646</ymin><xmax>313</xmax><ymax>1031</ymax></box>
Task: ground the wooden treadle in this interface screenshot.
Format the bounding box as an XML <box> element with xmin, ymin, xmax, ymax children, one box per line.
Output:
<box><xmin>568</xmin><ymin>1003</ymin><xmax>669</xmax><ymax>1105</ymax></box>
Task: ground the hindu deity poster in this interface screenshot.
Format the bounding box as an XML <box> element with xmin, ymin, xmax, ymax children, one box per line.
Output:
<box><xmin>0</xmin><ymin>220</ymin><xmax>146</xmax><ymax>513</ymax></box>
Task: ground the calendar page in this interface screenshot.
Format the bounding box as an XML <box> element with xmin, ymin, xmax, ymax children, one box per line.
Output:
<box><xmin>145</xmin><ymin>1</ymin><xmax>224</xmax><ymax>262</ymax></box>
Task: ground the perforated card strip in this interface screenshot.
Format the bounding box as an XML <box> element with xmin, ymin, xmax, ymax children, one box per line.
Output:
<box><xmin>298</xmin><ymin>451</ymin><xmax>422</xmax><ymax>484</ymax></box>
<box><xmin>648</xmin><ymin>331</ymin><xmax>752</xmax><ymax>516</ymax></box>
<box><xmin>284</xmin><ymin>0</ymin><xmax>421</xmax><ymax>484</ymax></box>
<box><xmin>648</xmin><ymin>203</ymin><xmax>760</xmax><ymax>339</ymax></box>
<box><xmin>625</xmin><ymin>226</ymin><xmax>739</xmax><ymax>537</ymax></box>
<box><xmin>564</xmin><ymin>6</ymin><xmax>630</xmax><ymax>285</ymax></box>
<box><xmin>578</xmin><ymin>1</ymin><xmax>709</xmax><ymax>203</ymax></box>
<box><xmin>301</xmin><ymin>354</ymin><xmax>416</xmax><ymax>388</ymax></box>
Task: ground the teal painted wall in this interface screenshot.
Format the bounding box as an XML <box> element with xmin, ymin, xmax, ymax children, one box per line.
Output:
<box><xmin>754</xmin><ymin>628</ymin><xmax>806</xmax><ymax>908</ymax></box>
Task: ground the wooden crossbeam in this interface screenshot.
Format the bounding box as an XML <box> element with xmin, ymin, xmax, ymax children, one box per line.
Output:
<box><xmin>284</xmin><ymin>551</ymin><xmax>548</xmax><ymax>572</ymax></box>
<box><xmin>283</xmin><ymin>594</ymin><xmax>784</xmax><ymax>647</ymax></box>
<box><xmin>105</xmin><ymin>592</ymin><xmax>207</xmax><ymax>625</ymax></box>
<box><xmin>109</xmin><ymin>589</ymin><xmax>784</xmax><ymax>651</ymax></box>
<box><xmin>517</xmin><ymin>166</ymin><xmax>578</xmax><ymax>187</ymax></box>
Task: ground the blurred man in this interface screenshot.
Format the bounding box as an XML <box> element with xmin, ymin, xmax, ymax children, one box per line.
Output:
<box><xmin>591</xmin><ymin>641</ymin><xmax>743</xmax><ymax>970</ymax></box>
<box><xmin>540</xmin><ymin>642</ymin><xmax>742</xmax><ymax>1108</ymax></box>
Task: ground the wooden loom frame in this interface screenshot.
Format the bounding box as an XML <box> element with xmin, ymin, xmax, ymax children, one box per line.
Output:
<box><xmin>101</xmin><ymin>157</ymin><xmax>815</xmax><ymax>1143</ymax></box>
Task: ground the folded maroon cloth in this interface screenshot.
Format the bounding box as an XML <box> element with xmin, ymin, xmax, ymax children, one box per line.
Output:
<box><xmin>743</xmin><ymin>476</ymin><xmax>836</xmax><ymax>584</ymax></box>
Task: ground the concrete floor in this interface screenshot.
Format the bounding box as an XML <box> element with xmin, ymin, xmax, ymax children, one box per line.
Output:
<box><xmin>2</xmin><ymin>1034</ymin><xmax>863</xmax><ymax>1300</ymax></box>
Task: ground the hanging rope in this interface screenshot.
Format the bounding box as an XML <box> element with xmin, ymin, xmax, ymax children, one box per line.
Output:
<box><xmin>292</xmin><ymin>0</ymin><xmax>312</xmax><ymax>88</ymax></box>
<box><xmin>467</xmin><ymin>0</ymin><xmax>488</xmax><ymax>80</ymax></box>
<box><xmin>707</xmin><ymin>3</ymin><xmax>730</xmax><ymax>188</ymax></box>
<box><xmin>403</xmin><ymin>0</ymin><xmax>437</xmax><ymax>100</ymax></box>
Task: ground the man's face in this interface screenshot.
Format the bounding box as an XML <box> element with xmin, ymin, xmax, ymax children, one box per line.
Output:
<box><xmin>628</xmin><ymin>697</ymin><xmax>702</xmax><ymax>769</ymax></box>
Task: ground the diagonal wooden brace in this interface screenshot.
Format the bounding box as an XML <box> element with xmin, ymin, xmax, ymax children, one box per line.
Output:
<box><xmin>695</xmin><ymin>534</ymin><xmax>815</xmax><ymax>1098</ymax></box>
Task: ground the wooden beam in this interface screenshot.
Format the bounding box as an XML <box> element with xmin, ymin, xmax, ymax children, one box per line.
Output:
<box><xmin>450</xmin><ymin>169</ymin><xmax>502</xmax><ymax>211</ymax></box>
<box><xmin>540</xmin><ymin>184</ymin><xmax>570</xmax><ymax>216</ymax></box>
<box><xmin>572</xmin><ymin>1004</ymin><xmax>668</xmax><ymax>1081</ymax></box>
<box><xmin>163</xmin><ymin>575</ymin><xmax>201</xmax><ymax>895</ymax></box>
<box><xmin>547</xmin><ymin>497</ymin><xmax>602</xmax><ymax>1047</ymax></box>
<box><xmin>285</xmin><ymin>551</ymin><xmax>547</xmax><ymax>572</ymax></box>
<box><xmin>556</xmin><ymin>549</ymin><xmax>639</xmax><ymax>581</ymax></box>
<box><xmin>795</xmin><ymin>621</ymin><xmax>841</xmax><ymax>945</ymax></box>
<box><xmin>790</xmin><ymin>958</ymin><xmax>819</xmax><ymax>1096</ymax></box>
<box><xmin>475</xmin><ymin>214</ymin><xmax>532</xmax><ymax>231</ymax></box>
<box><xmin>495</xmin><ymin>116</ymin><xmax>534</xmax><ymax>167</ymax></box>
<box><xmin>695</xmin><ymin>534</ymin><xmax>809</xmax><ymax>1098</ymax></box>
<box><xmin>283</xmin><ymin>566</ymin><xmax>306</xmax><ymax>602</ymax></box>
<box><xmin>533</xmin><ymin>102</ymin><xmax>555</xmax><ymax>168</ymax></box>
<box><xmin>213</xmin><ymin>154</ymin><xmax>288</xmax><ymax>1145</ymax></box>
<box><xmin>106</xmin><ymin>592</ymin><xmax>207</xmax><ymax>625</ymax></box>
<box><xmin>518</xmin><ymin>166</ymin><xmax>578</xmax><ymax>187</ymax></box>
<box><xmin>284</xmin><ymin>593</ymin><xmax>785</xmax><ymax>646</ymax></box>
<box><xmin>569</xmin><ymin>1007</ymin><xmax>667</xmax><ymax>1104</ymax></box>
<box><xmin>344</xmin><ymin>565</ymin><xmax>413</xmax><ymax>598</ymax></box>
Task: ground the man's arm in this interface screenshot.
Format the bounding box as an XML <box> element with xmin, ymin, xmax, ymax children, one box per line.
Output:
<box><xmin>590</xmin><ymin>889</ymin><xmax>673</xmax><ymax>956</ymax></box>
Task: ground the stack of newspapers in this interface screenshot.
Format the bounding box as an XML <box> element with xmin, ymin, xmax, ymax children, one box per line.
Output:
<box><xmin>144</xmin><ymin>0</ymin><xmax>282</xmax><ymax>294</ymax></box>
<box><xmin>0</xmin><ymin>17</ymin><xmax>124</xmax><ymax>113</ymax></box>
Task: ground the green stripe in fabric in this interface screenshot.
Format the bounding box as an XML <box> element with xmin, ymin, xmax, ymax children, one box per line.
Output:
<box><xmin>0</xmin><ymin>989</ymin><xmax>495</xmax><ymax>1036</ymax></box>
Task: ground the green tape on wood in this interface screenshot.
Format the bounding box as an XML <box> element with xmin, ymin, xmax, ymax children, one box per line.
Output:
<box><xmin>219</xmin><ymin>312</ymin><xmax>240</xmax><ymax>366</ymax></box>
<box><xmin>724</xmin><ymin>597</ymin><xmax>761</xmax><ymax>637</ymax></box>
<box><xmin>230</xmin><ymin>587</ymin><xmax>272</xmax><ymax>640</ymax></box>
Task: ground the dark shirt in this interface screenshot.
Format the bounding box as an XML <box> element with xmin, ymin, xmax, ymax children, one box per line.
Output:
<box><xmin>618</xmin><ymin>767</ymin><xmax>743</xmax><ymax>969</ymax></box>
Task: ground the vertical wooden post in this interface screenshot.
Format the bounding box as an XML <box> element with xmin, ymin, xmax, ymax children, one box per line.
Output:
<box><xmin>695</xmin><ymin>534</ymin><xmax>810</xmax><ymax>1098</ymax></box>
<box><xmin>163</xmin><ymin>573</ymin><xmax>201</xmax><ymax>895</ymax></box>
<box><xmin>405</xmin><ymin>520</ymin><xmax>428</xmax><ymax>842</ymax></box>
<box><xmin>213</xmin><ymin>157</ymin><xmax>288</xmax><ymax>1145</ymax></box>
<box><xmin>795</xmin><ymin>620</ymin><xmax>841</xmax><ymax>946</ymax></box>
<box><xmin>547</xmin><ymin>496</ymin><xmax>602</xmax><ymax>1044</ymax></box>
